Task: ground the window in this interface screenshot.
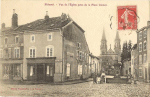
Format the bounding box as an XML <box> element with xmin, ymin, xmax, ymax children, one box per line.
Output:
<box><xmin>78</xmin><ymin>65</ymin><xmax>82</xmax><ymax>75</ymax></box>
<box><xmin>0</xmin><ymin>49</ymin><xmax>3</xmax><ymax>58</ymax></box>
<box><xmin>14</xmin><ymin>65</ymin><xmax>21</xmax><ymax>77</ymax></box>
<box><xmin>31</xmin><ymin>35</ymin><xmax>35</xmax><ymax>42</ymax></box>
<box><xmin>76</xmin><ymin>50</ymin><xmax>79</xmax><ymax>58</ymax></box>
<box><xmin>85</xmin><ymin>53</ymin><xmax>87</xmax><ymax>60</ymax></box>
<box><xmin>47</xmin><ymin>33</ymin><xmax>52</xmax><ymax>41</ymax></box>
<box><xmin>77</xmin><ymin>42</ymin><xmax>81</xmax><ymax>48</ymax></box>
<box><xmin>79</xmin><ymin>51</ymin><xmax>82</xmax><ymax>60</ymax></box>
<box><xmin>143</xmin><ymin>41</ymin><xmax>147</xmax><ymax>51</ymax></box>
<box><xmin>82</xmin><ymin>52</ymin><xmax>84</xmax><ymax>60</ymax></box>
<box><xmin>139</xmin><ymin>32</ymin><xmax>142</xmax><ymax>40</ymax></box>
<box><xmin>14</xmin><ymin>47</ymin><xmax>20</xmax><ymax>58</ymax></box>
<box><xmin>8</xmin><ymin>48</ymin><xmax>11</xmax><ymax>58</ymax></box>
<box><xmin>29</xmin><ymin>47</ymin><xmax>36</xmax><ymax>58</ymax></box>
<box><xmin>144</xmin><ymin>30</ymin><xmax>147</xmax><ymax>38</ymax></box>
<box><xmin>3</xmin><ymin>65</ymin><xmax>9</xmax><ymax>78</ymax></box>
<box><xmin>66</xmin><ymin>63</ymin><xmax>70</xmax><ymax>77</ymax></box>
<box><xmin>50</xmin><ymin>67</ymin><xmax>53</xmax><ymax>76</ymax></box>
<box><xmin>30</xmin><ymin>66</ymin><xmax>35</xmax><ymax>76</ymax></box>
<box><xmin>143</xmin><ymin>54</ymin><xmax>147</xmax><ymax>63</ymax></box>
<box><xmin>139</xmin><ymin>42</ymin><xmax>142</xmax><ymax>52</ymax></box>
<box><xmin>5</xmin><ymin>37</ymin><xmax>8</xmax><ymax>44</ymax></box>
<box><xmin>139</xmin><ymin>68</ymin><xmax>142</xmax><ymax>77</ymax></box>
<box><xmin>46</xmin><ymin>45</ymin><xmax>54</xmax><ymax>57</ymax></box>
<box><xmin>47</xmin><ymin>66</ymin><xmax>50</xmax><ymax>75</ymax></box>
<box><xmin>139</xmin><ymin>55</ymin><xmax>142</xmax><ymax>65</ymax></box>
<box><xmin>15</xmin><ymin>36</ymin><xmax>19</xmax><ymax>43</ymax></box>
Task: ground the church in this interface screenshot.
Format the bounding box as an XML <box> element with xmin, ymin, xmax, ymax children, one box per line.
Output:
<box><xmin>99</xmin><ymin>29</ymin><xmax>122</xmax><ymax>76</ymax></box>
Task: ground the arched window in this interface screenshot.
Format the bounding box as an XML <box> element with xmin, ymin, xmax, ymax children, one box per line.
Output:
<box><xmin>46</xmin><ymin>45</ymin><xmax>54</xmax><ymax>57</ymax></box>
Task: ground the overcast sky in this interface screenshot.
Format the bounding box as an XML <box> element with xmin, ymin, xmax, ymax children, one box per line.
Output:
<box><xmin>1</xmin><ymin>0</ymin><xmax>149</xmax><ymax>56</ymax></box>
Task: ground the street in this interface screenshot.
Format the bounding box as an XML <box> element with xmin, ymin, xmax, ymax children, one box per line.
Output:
<box><xmin>0</xmin><ymin>80</ymin><xmax>150</xmax><ymax>97</ymax></box>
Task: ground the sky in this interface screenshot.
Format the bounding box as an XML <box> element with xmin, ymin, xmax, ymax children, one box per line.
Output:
<box><xmin>1</xmin><ymin>0</ymin><xmax>150</xmax><ymax>56</ymax></box>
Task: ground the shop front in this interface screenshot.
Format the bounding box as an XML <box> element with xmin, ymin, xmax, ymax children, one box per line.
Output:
<box><xmin>1</xmin><ymin>59</ymin><xmax>23</xmax><ymax>80</ymax></box>
<box><xmin>26</xmin><ymin>57</ymin><xmax>56</xmax><ymax>82</ymax></box>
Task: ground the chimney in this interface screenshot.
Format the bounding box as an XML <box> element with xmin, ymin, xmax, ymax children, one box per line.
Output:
<box><xmin>12</xmin><ymin>9</ymin><xmax>18</xmax><ymax>28</ymax></box>
<box><xmin>1</xmin><ymin>23</ymin><xmax>5</xmax><ymax>29</ymax></box>
<box><xmin>45</xmin><ymin>11</ymin><xmax>49</xmax><ymax>20</ymax></box>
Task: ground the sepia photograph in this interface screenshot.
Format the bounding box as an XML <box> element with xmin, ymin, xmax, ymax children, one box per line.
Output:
<box><xmin>0</xmin><ymin>0</ymin><xmax>150</xmax><ymax>96</ymax></box>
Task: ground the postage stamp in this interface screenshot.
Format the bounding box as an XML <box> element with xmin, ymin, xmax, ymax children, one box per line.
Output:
<box><xmin>117</xmin><ymin>5</ymin><xmax>137</xmax><ymax>30</ymax></box>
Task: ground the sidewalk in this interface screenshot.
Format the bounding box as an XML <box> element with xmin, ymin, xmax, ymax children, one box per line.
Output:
<box><xmin>1</xmin><ymin>78</ymin><xmax>93</xmax><ymax>85</ymax></box>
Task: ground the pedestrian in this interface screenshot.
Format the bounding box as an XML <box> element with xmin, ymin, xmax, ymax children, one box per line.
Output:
<box><xmin>93</xmin><ymin>73</ymin><xmax>96</xmax><ymax>84</ymax></box>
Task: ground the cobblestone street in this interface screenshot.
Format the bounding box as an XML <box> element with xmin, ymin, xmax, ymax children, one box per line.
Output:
<box><xmin>0</xmin><ymin>80</ymin><xmax>150</xmax><ymax>97</ymax></box>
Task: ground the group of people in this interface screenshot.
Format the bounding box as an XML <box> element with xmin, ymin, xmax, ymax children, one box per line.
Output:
<box><xmin>93</xmin><ymin>72</ymin><xmax>105</xmax><ymax>84</ymax></box>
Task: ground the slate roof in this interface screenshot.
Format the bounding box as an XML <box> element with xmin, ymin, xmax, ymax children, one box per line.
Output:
<box><xmin>15</xmin><ymin>16</ymin><xmax>71</xmax><ymax>31</ymax></box>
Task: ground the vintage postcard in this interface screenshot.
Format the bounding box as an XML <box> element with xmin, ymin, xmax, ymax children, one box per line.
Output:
<box><xmin>0</xmin><ymin>0</ymin><xmax>150</xmax><ymax>96</ymax></box>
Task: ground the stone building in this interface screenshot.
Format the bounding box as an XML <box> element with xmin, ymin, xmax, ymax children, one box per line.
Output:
<box><xmin>0</xmin><ymin>10</ymin><xmax>90</xmax><ymax>82</ymax></box>
<box><xmin>99</xmin><ymin>29</ymin><xmax>121</xmax><ymax>75</ymax></box>
<box><xmin>136</xmin><ymin>21</ymin><xmax>150</xmax><ymax>82</ymax></box>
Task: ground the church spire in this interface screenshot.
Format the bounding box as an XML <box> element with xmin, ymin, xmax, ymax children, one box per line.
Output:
<box><xmin>102</xmin><ymin>28</ymin><xmax>106</xmax><ymax>40</ymax></box>
<box><xmin>115</xmin><ymin>30</ymin><xmax>120</xmax><ymax>40</ymax></box>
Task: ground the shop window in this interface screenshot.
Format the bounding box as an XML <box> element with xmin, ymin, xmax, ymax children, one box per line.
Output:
<box><xmin>50</xmin><ymin>67</ymin><xmax>53</xmax><ymax>76</ymax></box>
<box><xmin>47</xmin><ymin>65</ymin><xmax>49</xmax><ymax>75</ymax></box>
<box><xmin>66</xmin><ymin>63</ymin><xmax>70</xmax><ymax>77</ymax></box>
<box><xmin>3</xmin><ymin>65</ymin><xmax>9</xmax><ymax>78</ymax></box>
<box><xmin>30</xmin><ymin>66</ymin><xmax>35</xmax><ymax>76</ymax></box>
<box><xmin>14</xmin><ymin>65</ymin><xmax>21</xmax><ymax>77</ymax></box>
<box><xmin>78</xmin><ymin>65</ymin><xmax>82</xmax><ymax>75</ymax></box>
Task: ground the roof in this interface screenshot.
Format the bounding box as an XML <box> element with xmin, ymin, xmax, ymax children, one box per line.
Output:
<box><xmin>15</xmin><ymin>16</ymin><xmax>71</xmax><ymax>31</ymax></box>
<box><xmin>89</xmin><ymin>53</ymin><xmax>99</xmax><ymax>59</ymax></box>
<box><xmin>132</xmin><ymin>44</ymin><xmax>137</xmax><ymax>50</ymax></box>
<box><xmin>136</xmin><ymin>25</ymin><xmax>150</xmax><ymax>33</ymax></box>
<box><xmin>2</xmin><ymin>13</ymin><xmax>85</xmax><ymax>34</ymax></box>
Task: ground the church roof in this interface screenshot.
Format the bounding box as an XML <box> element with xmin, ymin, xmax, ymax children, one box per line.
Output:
<box><xmin>107</xmin><ymin>45</ymin><xmax>115</xmax><ymax>54</ymax></box>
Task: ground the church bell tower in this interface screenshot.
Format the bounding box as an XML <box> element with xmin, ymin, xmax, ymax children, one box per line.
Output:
<box><xmin>100</xmin><ymin>29</ymin><xmax>107</xmax><ymax>55</ymax></box>
<box><xmin>114</xmin><ymin>31</ymin><xmax>121</xmax><ymax>55</ymax></box>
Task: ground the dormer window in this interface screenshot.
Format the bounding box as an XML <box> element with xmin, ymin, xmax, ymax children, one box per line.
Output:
<box><xmin>15</xmin><ymin>36</ymin><xmax>19</xmax><ymax>43</ymax></box>
<box><xmin>31</xmin><ymin>35</ymin><xmax>35</xmax><ymax>42</ymax></box>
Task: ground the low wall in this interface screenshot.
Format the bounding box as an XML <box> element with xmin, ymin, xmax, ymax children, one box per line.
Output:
<box><xmin>106</xmin><ymin>78</ymin><xmax>128</xmax><ymax>83</ymax></box>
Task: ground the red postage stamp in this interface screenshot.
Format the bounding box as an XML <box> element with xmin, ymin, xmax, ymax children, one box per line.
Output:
<box><xmin>117</xmin><ymin>5</ymin><xmax>137</xmax><ymax>30</ymax></box>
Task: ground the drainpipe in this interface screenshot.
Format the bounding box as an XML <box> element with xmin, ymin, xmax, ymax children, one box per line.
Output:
<box><xmin>59</xmin><ymin>28</ymin><xmax>64</xmax><ymax>82</ymax></box>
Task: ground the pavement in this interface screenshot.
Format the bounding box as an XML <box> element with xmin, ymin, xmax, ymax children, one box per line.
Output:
<box><xmin>0</xmin><ymin>79</ymin><xmax>150</xmax><ymax>97</ymax></box>
<box><xmin>1</xmin><ymin>78</ymin><xmax>93</xmax><ymax>85</ymax></box>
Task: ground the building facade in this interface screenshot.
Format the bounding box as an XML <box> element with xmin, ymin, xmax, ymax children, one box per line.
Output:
<box><xmin>0</xmin><ymin>10</ymin><xmax>90</xmax><ymax>82</ymax></box>
<box><xmin>99</xmin><ymin>30</ymin><xmax>121</xmax><ymax>75</ymax></box>
<box><xmin>131</xmin><ymin>44</ymin><xmax>138</xmax><ymax>80</ymax></box>
<box><xmin>136</xmin><ymin>21</ymin><xmax>150</xmax><ymax>82</ymax></box>
<box><xmin>122</xmin><ymin>59</ymin><xmax>131</xmax><ymax>76</ymax></box>
<box><xmin>89</xmin><ymin>53</ymin><xmax>101</xmax><ymax>76</ymax></box>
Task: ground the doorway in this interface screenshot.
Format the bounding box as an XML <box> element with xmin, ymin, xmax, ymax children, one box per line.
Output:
<box><xmin>37</xmin><ymin>65</ymin><xmax>44</xmax><ymax>81</ymax></box>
